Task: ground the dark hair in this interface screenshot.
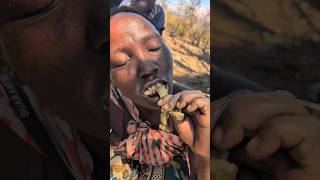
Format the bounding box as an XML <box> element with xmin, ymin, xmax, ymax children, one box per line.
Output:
<box><xmin>110</xmin><ymin>6</ymin><xmax>158</xmax><ymax>30</ymax></box>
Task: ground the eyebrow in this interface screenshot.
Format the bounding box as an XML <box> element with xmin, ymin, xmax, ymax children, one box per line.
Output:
<box><xmin>141</xmin><ymin>33</ymin><xmax>160</xmax><ymax>43</ymax></box>
<box><xmin>112</xmin><ymin>33</ymin><xmax>161</xmax><ymax>55</ymax></box>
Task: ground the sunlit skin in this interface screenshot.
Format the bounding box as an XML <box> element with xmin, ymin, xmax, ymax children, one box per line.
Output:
<box><xmin>0</xmin><ymin>0</ymin><xmax>107</xmax><ymax>140</ymax></box>
<box><xmin>110</xmin><ymin>12</ymin><xmax>210</xmax><ymax>179</ymax></box>
<box><xmin>110</xmin><ymin>12</ymin><xmax>173</xmax><ymax>110</ymax></box>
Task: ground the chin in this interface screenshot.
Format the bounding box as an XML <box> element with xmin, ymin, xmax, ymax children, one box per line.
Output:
<box><xmin>137</xmin><ymin>100</ymin><xmax>160</xmax><ymax>110</ymax></box>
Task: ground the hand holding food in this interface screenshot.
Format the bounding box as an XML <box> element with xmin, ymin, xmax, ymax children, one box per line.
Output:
<box><xmin>212</xmin><ymin>90</ymin><xmax>320</xmax><ymax>180</ymax></box>
<box><xmin>144</xmin><ymin>83</ymin><xmax>185</xmax><ymax>132</ymax></box>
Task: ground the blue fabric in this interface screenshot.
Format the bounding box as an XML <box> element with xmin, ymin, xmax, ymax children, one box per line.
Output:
<box><xmin>164</xmin><ymin>156</ymin><xmax>189</xmax><ymax>180</ymax></box>
<box><xmin>153</xmin><ymin>6</ymin><xmax>165</xmax><ymax>32</ymax></box>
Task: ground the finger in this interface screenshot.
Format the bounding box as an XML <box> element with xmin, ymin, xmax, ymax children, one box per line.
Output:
<box><xmin>163</xmin><ymin>91</ymin><xmax>207</xmax><ymax>112</ymax></box>
<box><xmin>212</xmin><ymin>125</ymin><xmax>223</xmax><ymax>148</ymax></box>
<box><xmin>160</xmin><ymin>91</ymin><xmax>189</xmax><ymax>111</ymax></box>
<box><xmin>163</xmin><ymin>90</ymin><xmax>204</xmax><ymax>111</ymax></box>
<box><xmin>174</xmin><ymin>115</ymin><xmax>195</xmax><ymax>148</ymax></box>
<box><xmin>157</xmin><ymin>94</ymin><xmax>172</xmax><ymax>106</ymax></box>
<box><xmin>219</xmin><ymin>120</ymin><xmax>245</xmax><ymax>150</ymax></box>
<box><xmin>245</xmin><ymin>115</ymin><xmax>308</xmax><ymax>161</ymax></box>
<box><xmin>215</xmin><ymin>103</ymin><xmax>247</xmax><ymax>150</ymax></box>
<box><xmin>186</xmin><ymin>97</ymin><xmax>210</xmax><ymax>114</ymax></box>
<box><xmin>221</xmin><ymin>90</ymin><xmax>309</xmax><ymax>131</ymax></box>
<box><xmin>177</xmin><ymin>114</ymin><xmax>209</xmax><ymax>157</ymax></box>
<box><xmin>176</xmin><ymin>90</ymin><xmax>206</xmax><ymax>109</ymax></box>
<box><xmin>162</xmin><ymin>93</ymin><xmax>181</xmax><ymax>112</ymax></box>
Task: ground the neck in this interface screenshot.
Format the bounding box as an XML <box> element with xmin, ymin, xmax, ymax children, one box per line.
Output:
<box><xmin>136</xmin><ymin>104</ymin><xmax>161</xmax><ymax>128</ymax></box>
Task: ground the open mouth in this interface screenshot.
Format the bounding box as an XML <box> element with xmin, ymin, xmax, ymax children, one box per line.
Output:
<box><xmin>142</xmin><ymin>79</ymin><xmax>168</xmax><ymax>102</ymax></box>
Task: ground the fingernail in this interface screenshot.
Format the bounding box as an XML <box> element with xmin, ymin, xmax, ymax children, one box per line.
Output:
<box><xmin>247</xmin><ymin>138</ymin><xmax>259</xmax><ymax>155</ymax></box>
<box><xmin>187</xmin><ymin>105</ymin><xmax>192</xmax><ymax>111</ymax></box>
<box><xmin>176</xmin><ymin>102</ymin><xmax>181</xmax><ymax>109</ymax></box>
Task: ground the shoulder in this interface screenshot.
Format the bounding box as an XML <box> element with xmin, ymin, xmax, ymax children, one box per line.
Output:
<box><xmin>173</xmin><ymin>81</ymin><xmax>192</xmax><ymax>94</ymax></box>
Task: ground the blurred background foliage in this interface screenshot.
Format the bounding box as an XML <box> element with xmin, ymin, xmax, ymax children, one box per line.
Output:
<box><xmin>159</xmin><ymin>0</ymin><xmax>210</xmax><ymax>50</ymax></box>
<box><xmin>158</xmin><ymin>0</ymin><xmax>210</xmax><ymax>92</ymax></box>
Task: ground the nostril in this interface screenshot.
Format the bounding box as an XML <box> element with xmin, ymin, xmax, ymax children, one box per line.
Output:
<box><xmin>138</xmin><ymin>64</ymin><xmax>159</xmax><ymax>79</ymax></box>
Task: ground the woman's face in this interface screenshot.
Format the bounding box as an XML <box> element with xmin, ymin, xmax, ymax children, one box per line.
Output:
<box><xmin>0</xmin><ymin>0</ymin><xmax>107</xmax><ymax>138</ymax></box>
<box><xmin>110</xmin><ymin>12</ymin><xmax>173</xmax><ymax>110</ymax></box>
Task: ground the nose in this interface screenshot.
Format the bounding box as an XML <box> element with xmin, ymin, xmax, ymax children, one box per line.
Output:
<box><xmin>138</xmin><ymin>61</ymin><xmax>159</xmax><ymax>80</ymax></box>
<box><xmin>87</xmin><ymin>0</ymin><xmax>107</xmax><ymax>53</ymax></box>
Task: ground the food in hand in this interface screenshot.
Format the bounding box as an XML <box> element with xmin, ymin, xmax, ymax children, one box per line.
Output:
<box><xmin>144</xmin><ymin>83</ymin><xmax>185</xmax><ymax>132</ymax></box>
<box><xmin>212</xmin><ymin>159</ymin><xmax>238</xmax><ymax>180</ymax></box>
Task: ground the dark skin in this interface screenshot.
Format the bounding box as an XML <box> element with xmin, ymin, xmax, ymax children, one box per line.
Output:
<box><xmin>110</xmin><ymin>12</ymin><xmax>210</xmax><ymax>179</ymax></box>
<box><xmin>0</xmin><ymin>0</ymin><xmax>107</xmax><ymax>140</ymax></box>
<box><xmin>0</xmin><ymin>2</ymin><xmax>108</xmax><ymax>173</ymax></box>
<box><xmin>133</xmin><ymin>0</ymin><xmax>155</xmax><ymax>14</ymax></box>
<box><xmin>213</xmin><ymin>90</ymin><xmax>320</xmax><ymax>180</ymax></box>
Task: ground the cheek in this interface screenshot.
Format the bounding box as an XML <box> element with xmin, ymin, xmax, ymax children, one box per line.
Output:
<box><xmin>1</xmin><ymin>8</ymin><xmax>86</xmax><ymax>80</ymax></box>
<box><xmin>159</xmin><ymin>50</ymin><xmax>173</xmax><ymax>73</ymax></box>
<box><xmin>111</xmin><ymin>63</ymin><xmax>138</xmax><ymax>95</ymax></box>
<box><xmin>0</xmin><ymin>5</ymin><xmax>105</xmax><ymax>106</ymax></box>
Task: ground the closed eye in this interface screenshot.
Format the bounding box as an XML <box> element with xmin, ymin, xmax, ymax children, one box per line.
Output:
<box><xmin>148</xmin><ymin>46</ymin><xmax>162</xmax><ymax>52</ymax></box>
<box><xmin>112</xmin><ymin>58</ymin><xmax>132</xmax><ymax>68</ymax></box>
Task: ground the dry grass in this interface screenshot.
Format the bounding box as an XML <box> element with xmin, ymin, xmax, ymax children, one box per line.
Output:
<box><xmin>163</xmin><ymin>31</ymin><xmax>210</xmax><ymax>93</ymax></box>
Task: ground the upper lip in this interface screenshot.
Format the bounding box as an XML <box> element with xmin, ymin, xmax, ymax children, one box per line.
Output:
<box><xmin>142</xmin><ymin>78</ymin><xmax>167</xmax><ymax>95</ymax></box>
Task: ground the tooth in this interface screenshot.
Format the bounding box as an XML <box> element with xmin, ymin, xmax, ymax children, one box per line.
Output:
<box><xmin>144</xmin><ymin>89</ymin><xmax>152</xmax><ymax>96</ymax></box>
<box><xmin>144</xmin><ymin>82</ymin><xmax>185</xmax><ymax>132</ymax></box>
<box><xmin>144</xmin><ymin>86</ymin><xmax>157</xmax><ymax>96</ymax></box>
<box><xmin>155</xmin><ymin>83</ymin><xmax>168</xmax><ymax>98</ymax></box>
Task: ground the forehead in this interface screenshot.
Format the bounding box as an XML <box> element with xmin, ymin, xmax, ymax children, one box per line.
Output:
<box><xmin>110</xmin><ymin>12</ymin><xmax>158</xmax><ymax>42</ymax></box>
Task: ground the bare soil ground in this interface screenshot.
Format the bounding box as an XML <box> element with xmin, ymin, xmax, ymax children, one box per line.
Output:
<box><xmin>162</xmin><ymin>31</ymin><xmax>210</xmax><ymax>93</ymax></box>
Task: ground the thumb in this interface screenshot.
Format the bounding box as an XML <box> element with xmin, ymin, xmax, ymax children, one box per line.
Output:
<box><xmin>173</xmin><ymin>115</ymin><xmax>195</xmax><ymax>148</ymax></box>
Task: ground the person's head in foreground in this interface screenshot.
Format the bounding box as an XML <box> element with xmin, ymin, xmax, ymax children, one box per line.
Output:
<box><xmin>133</xmin><ymin>0</ymin><xmax>156</xmax><ymax>13</ymax></box>
<box><xmin>110</xmin><ymin>7</ymin><xmax>210</xmax><ymax>180</ymax></box>
<box><xmin>0</xmin><ymin>0</ymin><xmax>107</xmax><ymax>138</ymax></box>
<box><xmin>118</xmin><ymin>0</ymin><xmax>156</xmax><ymax>11</ymax></box>
<box><xmin>0</xmin><ymin>0</ymin><xmax>106</xmax><ymax>179</ymax></box>
<box><xmin>119</xmin><ymin>0</ymin><xmax>165</xmax><ymax>35</ymax></box>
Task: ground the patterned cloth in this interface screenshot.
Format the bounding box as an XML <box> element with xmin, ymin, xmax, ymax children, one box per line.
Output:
<box><xmin>110</xmin><ymin>85</ymin><xmax>190</xmax><ymax>180</ymax></box>
<box><xmin>114</xmin><ymin>120</ymin><xmax>186</xmax><ymax>166</ymax></box>
<box><xmin>0</xmin><ymin>74</ymin><xmax>94</xmax><ymax>180</ymax></box>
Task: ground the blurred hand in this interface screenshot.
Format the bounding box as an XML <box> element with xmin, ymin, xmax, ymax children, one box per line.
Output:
<box><xmin>212</xmin><ymin>90</ymin><xmax>320</xmax><ymax>180</ymax></box>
